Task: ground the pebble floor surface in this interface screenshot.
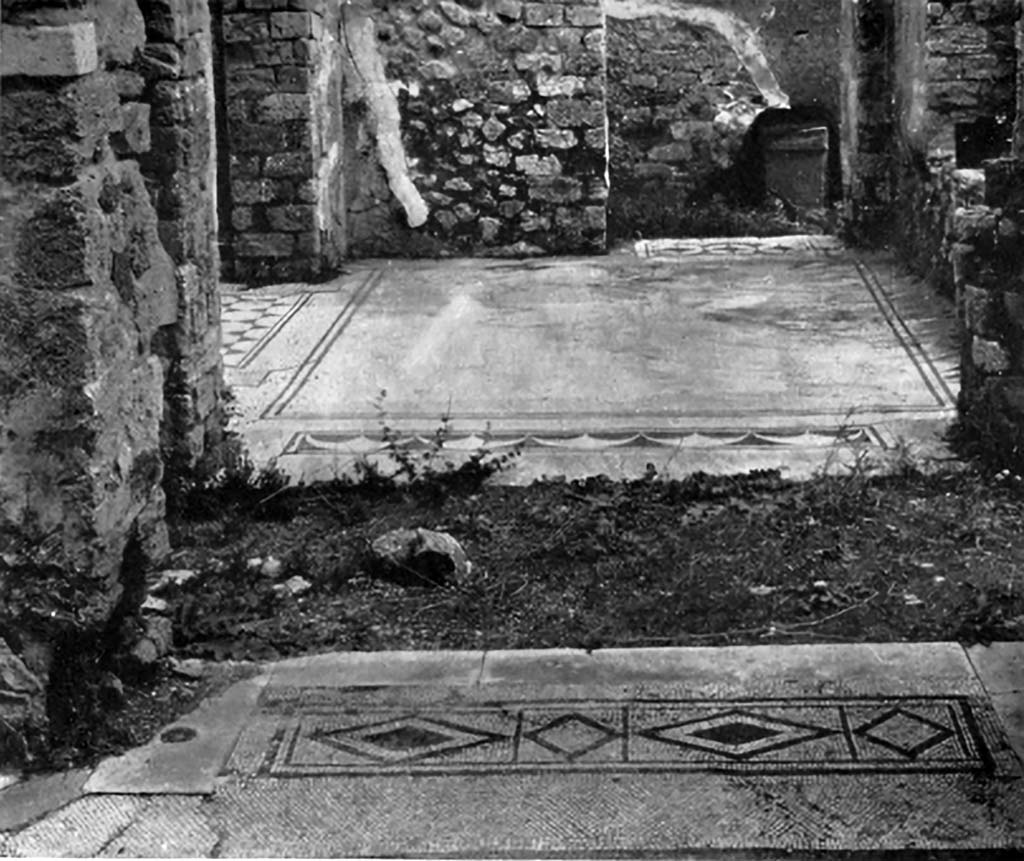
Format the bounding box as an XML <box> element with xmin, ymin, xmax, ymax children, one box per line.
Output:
<box><xmin>1</xmin><ymin>644</ymin><xmax>1022</xmax><ymax>858</ymax></box>
<box><xmin>221</xmin><ymin>236</ymin><xmax>960</xmax><ymax>484</ymax></box>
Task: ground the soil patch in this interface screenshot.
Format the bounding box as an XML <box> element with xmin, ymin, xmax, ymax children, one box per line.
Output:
<box><xmin>167</xmin><ymin>467</ymin><xmax>1024</xmax><ymax>658</ymax></box>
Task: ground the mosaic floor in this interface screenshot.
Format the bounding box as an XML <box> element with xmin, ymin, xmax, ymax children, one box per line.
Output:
<box><xmin>5</xmin><ymin>645</ymin><xmax>1023</xmax><ymax>857</ymax></box>
<box><xmin>237</xmin><ymin>689</ymin><xmax>996</xmax><ymax>778</ymax></box>
<box><xmin>222</xmin><ymin>238</ymin><xmax>959</xmax><ymax>481</ymax></box>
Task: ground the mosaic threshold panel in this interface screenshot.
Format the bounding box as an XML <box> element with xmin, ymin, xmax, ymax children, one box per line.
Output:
<box><xmin>229</xmin><ymin>689</ymin><xmax>1014</xmax><ymax>780</ymax></box>
<box><xmin>220</xmin><ymin>244</ymin><xmax>959</xmax><ymax>473</ymax></box>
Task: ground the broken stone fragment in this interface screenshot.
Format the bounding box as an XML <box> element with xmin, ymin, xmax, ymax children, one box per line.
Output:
<box><xmin>141</xmin><ymin>595</ymin><xmax>170</xmax><ymax>615</ymax></box>
<box><xmin>129</xmin><ymin>616</ymin><xmax>174</xmax><ymax>666</ymax></box>
<box><xmin>272</xmin><ymin>575</ymin><xmax>312</xmax><ymax>598</ymax></box>
<box><xmin>0</xmin><ymin>640</ymin><xmax>42</xmax><ymax>696</ymax></box>
<box><xmin>368</xmin><ymin>529</ymin><xmax>470</xmax><ymax>587</ymax></box>
<box><xmin>149</xmin><ymin>569</ymin><xmax>199</xmax><ymax>595</ymax></box>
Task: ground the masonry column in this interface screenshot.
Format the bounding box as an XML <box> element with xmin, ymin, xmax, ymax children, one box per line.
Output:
<box><xmin>136</xmin><ymin>0</ymin><xmax>226</xmax><ymax>496</ymax></box>
<box><xmin>217</xmin><ymin>0</ymin><xmax>345</xmax><ymax>284</ymax></box>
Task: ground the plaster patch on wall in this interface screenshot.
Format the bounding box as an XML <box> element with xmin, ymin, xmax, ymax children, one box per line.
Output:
<box><xmin>603</xmin><ymin>0</ymin><xmax>790</xmax><ymax>109</ymax></box>
<box><xmin>317</xmin><ymin>141</ymin><xmax>341</xmax><ymax>232</ymax></box>
<box><xmin>341</xmin><ymin>6</ymin><xmax>429</xmax><ymax>228</ymax></box>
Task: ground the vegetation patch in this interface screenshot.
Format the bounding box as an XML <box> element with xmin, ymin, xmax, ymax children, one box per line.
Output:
<box><xmin>164</xmin><ymin>457</ymin><xmax>1024</xmax><ymax>660</ymax></box>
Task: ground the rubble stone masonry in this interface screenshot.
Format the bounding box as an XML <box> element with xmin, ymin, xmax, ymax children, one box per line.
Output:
<box><xmin>215</xmin><ymin>0</ymin><xmax>346</xmax><ymax>283</ymax></box>
<box><xmin>348</xmin><ymin>0</ymin><xmax>609</xmax><ymax>257</ymax></box>
<box><xmin>0</xmin><ymin>0</ymin><xmax>222</xmax><ymax>763</ymax></box>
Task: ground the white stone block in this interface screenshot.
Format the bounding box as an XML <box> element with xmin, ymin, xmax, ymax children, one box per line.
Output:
<box><xmin>1</xmin><ymin>22</ymin><xmax>98</xmax><ymax>78</ymax></box>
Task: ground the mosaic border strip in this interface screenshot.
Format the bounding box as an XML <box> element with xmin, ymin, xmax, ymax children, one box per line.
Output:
<box><xmin>261</xmin><ymin>270</ymin><xmax>384</xmax><ymax>419</ymax></box>
<box><xmin>280</xmin><ymin>426</ymin><xmax>889</xmax><ymax>456</ymax></box>
<box><xmin>633</xmin><ymin>235</ymin><xmax>844</xmax><ymax>258</ymax></box>
<box><xmin>228</xmin><ymin>694</ymin><xmax>996</xmax><ymax>779</ymax></box>
<box><xmin>852</xmin><ymin>257</ymin><xmax>957</xmax><ymax>409</ymax></box>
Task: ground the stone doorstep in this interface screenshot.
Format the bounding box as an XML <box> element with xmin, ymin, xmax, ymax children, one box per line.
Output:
<box><xmin>0</xmin><ymin>768</ymin><xmax>91</xmax><ymax>834</ymax></box>
<box><xmin>967</xmin><ymin>641</ymin><xmax>1024</xmax><ymax>767</ymax></box>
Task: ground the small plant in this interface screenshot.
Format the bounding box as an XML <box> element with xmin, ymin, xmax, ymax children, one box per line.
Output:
<box><xmin>356</xmin><ymin>390</ymin><xmax>520</xmax><ymax>500</ymax></box>
<box><xmin>169</xmin><ymin>437</ymin><xmax>295</xmax><ymax>522</ymax></box>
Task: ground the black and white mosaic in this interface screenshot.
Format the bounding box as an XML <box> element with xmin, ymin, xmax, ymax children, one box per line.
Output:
<box><xmin>227</xmin><ymin>691</ymin><xmax>999</xmax><ymax>779</ymax></box>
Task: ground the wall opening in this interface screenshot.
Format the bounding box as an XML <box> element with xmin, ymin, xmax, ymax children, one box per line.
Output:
<box><xmin>955</xmin><ymin>117</ymin><xmax>1014</xmax><ymax>169</ymax></box>
<box><xmin>748</xmin><ymin>106</ymin><xmax>843</xmax><ymax>210</ymax></box>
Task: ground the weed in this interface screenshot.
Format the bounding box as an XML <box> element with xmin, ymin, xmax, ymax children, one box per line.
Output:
<box><xmin>169</xmin><ymin>436</ymin><xmax>294</xmax><ymax>522</ymax></box>
<box><xmin>352</xmin><ymin>390</ymin><xmax>520</xmax><ymax>501</ymax></box>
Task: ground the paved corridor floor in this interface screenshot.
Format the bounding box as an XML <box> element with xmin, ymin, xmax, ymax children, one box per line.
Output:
<box><xmin>222</xmin><ymin>236</ymin><xmax>960</xmax><ymax>483</ymax></box>
<box><xmin>3</xmin><ymin>644</ymin><xmax>1023</xmax><ymax>857</ymax></box>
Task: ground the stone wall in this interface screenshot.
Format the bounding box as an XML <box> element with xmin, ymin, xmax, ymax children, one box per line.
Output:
<box><xmin>605</xmin><ymin>0</ymin><xmax>839</xmax><ymax>239</ymax></box>
<box><xmin>606</xmin><ymin>16</ymin><xmax>763</xmax><ymax>237</ymax></box>
<box><xmin>216</xmin><ymin>0</ymin><xmax>346</xmax><ymax>283</ymax></box>
<box><xmin>0</xmin><ymin>0</ymin><xmax>221</xmax><ymax>764</ymax></box>
<box><xmin>895</xmin><ymin>0</ymin><xmax>1016</xmax><ymax>160</ymax></box>
<box><xmin>951</xmin><ymin>161</ymin><xmax>1024</xmax><ymax>464</ymax></box>
<box><xmin>138</xmin><ymin>0</ymin><xmax>226</xmax><ymax>489</ymax></box>
<box><xmin>344</xmin><ymin>0</ymin><xmax>608</xmax><ymax>258</ymax></box>
<box><xmin>882</xmin><ymin>1</ymin><xmax>1024</xmax><ymax>466</ymax></box>
<box><xmin>890</xmin><ymin>1</ymin><xmax>1017</xmax><ymax>280</ymax></box>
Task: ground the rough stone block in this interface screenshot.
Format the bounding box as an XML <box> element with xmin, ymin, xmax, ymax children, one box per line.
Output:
<box><xmin>224</xmin><ymin>68</ymin><xmax>276</xmax><ymax>97</ymax></box>
<box><xmin>566</xmin><ymin>6</ymin><xmax>603</xmax><ymax>27</ymax></box>
<box><xmin>264</xmin><ymin>150</ymin><xmax>313</xmax><ymax>177</ymax></box>
<box><xmin>494</xmin><ymin>0</ymin><xmax>522</xmax><ymax>21</ymax></box>
<box><xmin>520</xmin><ymin>210</ymin><xmax>551</xmax><ymax>231</ymax></box>
<box><xmin>0</xmin><ymin>23</ymin><xmax>98</xmax><ymax>78</ymax></box>
<box><xmin>231</xmin><ymin>178</ymin><xmax>277</xmax><ymax>204</ymax></box>
<box><xmin>536</xmin><ymin>128</ymin><xmax>577</xmax><ymax>149</ymax></box>
<box><xmin>547</xmin><ymin>96</ymin><xmax>603</xmax><ymax>127</ymax></box>
<box><xmin>953</xmin><ymin>206</ymin><xmax>999</xmax><ymax>241</ymax></box>
<box><xmin>926</xmin><ymin>26</ymin><xmax>989</xmax><ymax>55</ymax></box>
<box><xmin>480</xmin><ymin>216</ymin><xmax>501</xmax><ymax>241</ymax></box>
<box><xmin>255</xmin><ymin>93</ymin><xmax>311</xmax><ymax>123</ymax></box>
<box><xmin>439</xmin><ymin>1</ymin><xmax>473</xmax><ymax>27</ymax></box>
<box><xmin>276</xmin><ymin>65</ymin><xmax>311</xmax><ymax>92</ymax></box>
<box><xmin>537</xmin><ymin>74</ymin><xmax>585</xmax><ymax>97</ymax></box>
<box><xmin>488</xmin><ymin>79</ymin><xmax>531</xmax><ymax>103</ymax></box>
<box><xmin>15</xmin><ymin>186</ymin><xmax>106</xmax><ymax>291</ymax></box>
<box><xmin>266</xmin><ymin>204</ymin><xmax>316</xmax><ymax>231</ymax></box>
<box><xmin>972</xmin><ymin>335</ymin><xmax>1012</xmax><ymax>373</ymax></box>
<box><xmin>514</xmin><ymin>52</ymin><xmax>562</xmax><ymax>72</ymax></box>
<box><xmin>528</xmin><ymin>175</ymin><xmax>583</xmax><ymax>202</ymax></box>
<box><xmin>270</xmin><ymin>11</ymin><xmax>315</xmax><ymax>39</ymax></box>
<box><xmin>523</xmin><ymin>3</ymin><xmax>563</xmax><ymax>26</ymax></box>
<box><xmin>142</xmin><ymin>0</ymin><xmax>201</xmax><ymax>43</ymax></box>
<box><xmin>222</xmin><ymin>14</ymin><xmax>270</xmax><ymax>43</ymax></box>
<box><xmin>584</xmin><ymin>204</ymin><xmax>607</xmax><ymax>231</ymax></box>
<box><xmin>516</xmin><ymin>154</ymin><xmax>562</xmax><ymax>176</ymax></box>
<box><xmin>233</xmin><ymin>232</ymin><xmax>295</xmax><ymax>257</ymax></box>
<box><xmin>230</xmin><ymin>122</ymin><xmax>288</xmax><ymax>153</ymax></box>
<box><xmin>138</xmin><ymin>43</ymin><xmax>184</xmax><ymax>80</ymax></box>
<box><xmin>484</xmin><ymin>144</ymin><xmax>512</xmax><ymax>166</ymax></box>
<box><xmin>111</xmin><ymin>103</ymin><xmax>152</xmax><ymax>156</ymax></box>
<box><xmin>961</xmin><ymin>283</ymin><xmax>1002</xmax><ymax>336</ymax></box>
<box><xmin>584</xmin><ymin>127</ymin><xmax>606</xmax><ymax>150</ymax></box>
<box><xmin>1</xmin><ymin>75</ymin><xmax>121</xmax><ymax>183</ymax></box>
<box><xmin>481</xmin><ymin>116</ymin><xmax>507</xmax><ymax>141</ymax></box>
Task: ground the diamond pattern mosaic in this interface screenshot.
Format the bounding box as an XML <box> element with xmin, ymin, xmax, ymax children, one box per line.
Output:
<box><xmin>220</xmin><ymin>293</ymin><xmax>310</xmax><ymax>369</ymax></box>
<box><xmin>226</xmin><ymin>692</ymin><xmax>997</xmax><ymax>779</ymax></box>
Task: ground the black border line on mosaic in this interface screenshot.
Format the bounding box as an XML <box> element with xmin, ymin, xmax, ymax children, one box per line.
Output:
<box><xmin>260</xmin><ymin>269</ymin><xmax>385</xmax><ymax>419</ymax></box>
<box><xmin>852</xmin><ymin>256</ymin><xmax>957</xmax><ymax>408</ymax></box>
<box><xmin>235</xmin><ymin>293</ymin><xmax>313</xmax><ymax>369</ymax></box>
